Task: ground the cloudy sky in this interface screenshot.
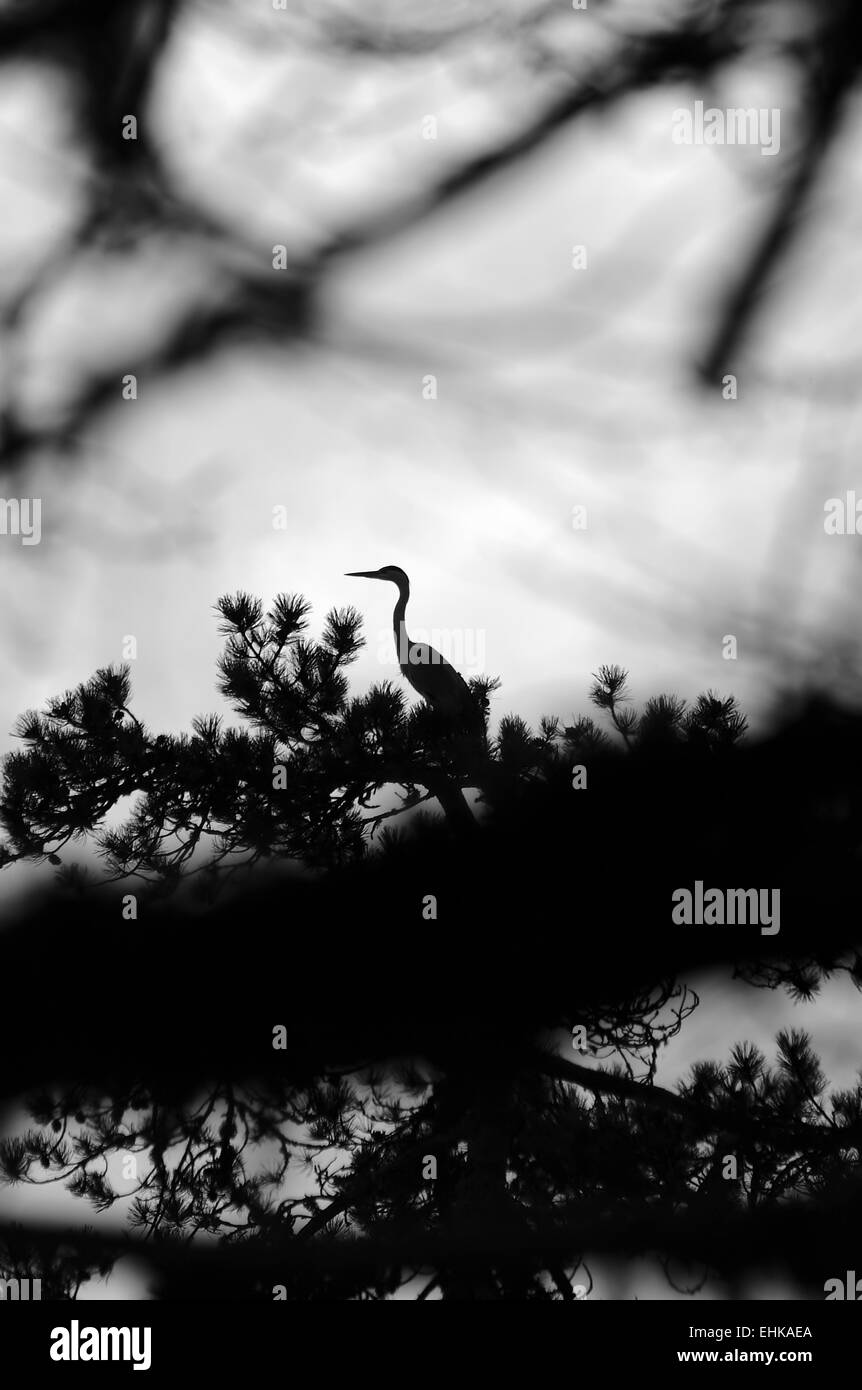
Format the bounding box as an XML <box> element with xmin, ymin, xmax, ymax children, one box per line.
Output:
<box><xmin>0</xmin><ymin>0</ymin><xmax>860</xmax><ymax>1298</ymax></box>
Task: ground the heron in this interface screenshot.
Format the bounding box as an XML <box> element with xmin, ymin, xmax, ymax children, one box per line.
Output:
<box><xmin>345</xmin><ymin>566</ymin><xmax>482</xmax><ymax>727</ymax></box>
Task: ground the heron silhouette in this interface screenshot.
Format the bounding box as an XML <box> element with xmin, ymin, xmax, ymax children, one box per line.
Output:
<box><xmin>345</xmin><ymin>566</ymin><xmax>483</xmax><ymax>727</ymax></box>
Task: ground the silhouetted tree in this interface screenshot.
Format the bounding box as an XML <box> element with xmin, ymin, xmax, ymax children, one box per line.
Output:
<box><xmin>1</xmin><ymin>586</ymin><xmax>862</xmax><ymax>1299</ymax></box>
<box><xmin>0</xmin><ymin>592</ymin><xmax>744</xmax><ymax>888</ymax></box>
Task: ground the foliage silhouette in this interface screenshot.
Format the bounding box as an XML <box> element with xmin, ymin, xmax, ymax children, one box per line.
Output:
<box><xmin>1</xmin><ymin>591</ymin><xmax>861</xmax><ymax>1299</ymax></box>
<box><xmin>0</xmin><ymin>592</ymin><xmax>748</xmax><ymax>891</ymax></box>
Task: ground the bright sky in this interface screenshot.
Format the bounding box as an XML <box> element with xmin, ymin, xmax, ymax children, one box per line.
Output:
<box><xmin>0</xmin><ymin>0</ymin><xmax>860</xmax><ymax>1298</ymax></box>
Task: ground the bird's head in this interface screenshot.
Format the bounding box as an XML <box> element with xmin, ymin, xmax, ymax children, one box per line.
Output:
<box><xmin>345</xmin><ymin>565</ymin><xmax>409</xmax><ymax>589</ymax></box>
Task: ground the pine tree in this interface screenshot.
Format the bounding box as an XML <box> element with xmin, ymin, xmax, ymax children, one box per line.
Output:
<box><xmin>1</xmin><ymin>588</ymin><xmax>861</xmax><ymax>1298</ymax></box>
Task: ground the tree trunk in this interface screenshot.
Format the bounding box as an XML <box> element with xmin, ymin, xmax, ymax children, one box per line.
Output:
<box><xmin>428</xmin><ymin>775</ymin><xmax>477</xmax><ymax>834</ymax></box>
<box><xmin>430</xmin><ymin>1067</ymin><xmax>515</xmax><ymax>1299</ymax></box>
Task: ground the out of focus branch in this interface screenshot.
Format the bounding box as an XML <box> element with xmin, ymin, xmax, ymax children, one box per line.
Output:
<box><xmin>0</xmin><ymin>0</ymin><xmax>857</xmax><ymax>473</ymax></box>
<box><xmin>1</xmin><ymin>1182</ymin><xmax>858</xmax><ymax>1292</ymax></box>
<box><xmin>699</xmin><ymin>0</ymin><xmax>862</xmax><ymax>380</ymax></box>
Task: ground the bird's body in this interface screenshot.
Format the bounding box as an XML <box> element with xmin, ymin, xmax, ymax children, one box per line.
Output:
<box><xmin>345</xmin><ymin>566</ymin><xmax>480</xmax><ymax>724</ymax></box>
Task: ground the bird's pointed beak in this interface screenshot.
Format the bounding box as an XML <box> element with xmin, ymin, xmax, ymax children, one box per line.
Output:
<box><xmin>345</xmin><ymin>570</ymin><xmax>381</xmax><ymax>579</ymax></box>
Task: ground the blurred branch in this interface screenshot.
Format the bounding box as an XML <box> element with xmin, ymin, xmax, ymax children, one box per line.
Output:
<box><xmin>1</xmin><ymin>0</ymin><xmax>827</xmax><ymax>472</ymax></box>
<box><xmin>1</xmin><ymin>1181</ymin><xmax>858</xmax><ymax>1291</ymax></box>
<box><xmin>699</xmin><ymin>0</ymin><xmax>862</xmax><ymax>379</ymax></box>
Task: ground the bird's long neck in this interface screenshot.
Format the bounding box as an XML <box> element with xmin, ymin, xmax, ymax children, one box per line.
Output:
<box><xmin>392</xmin><ymin>579</ymin><xmax>410</xmax><ymax>664</ymax></box>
